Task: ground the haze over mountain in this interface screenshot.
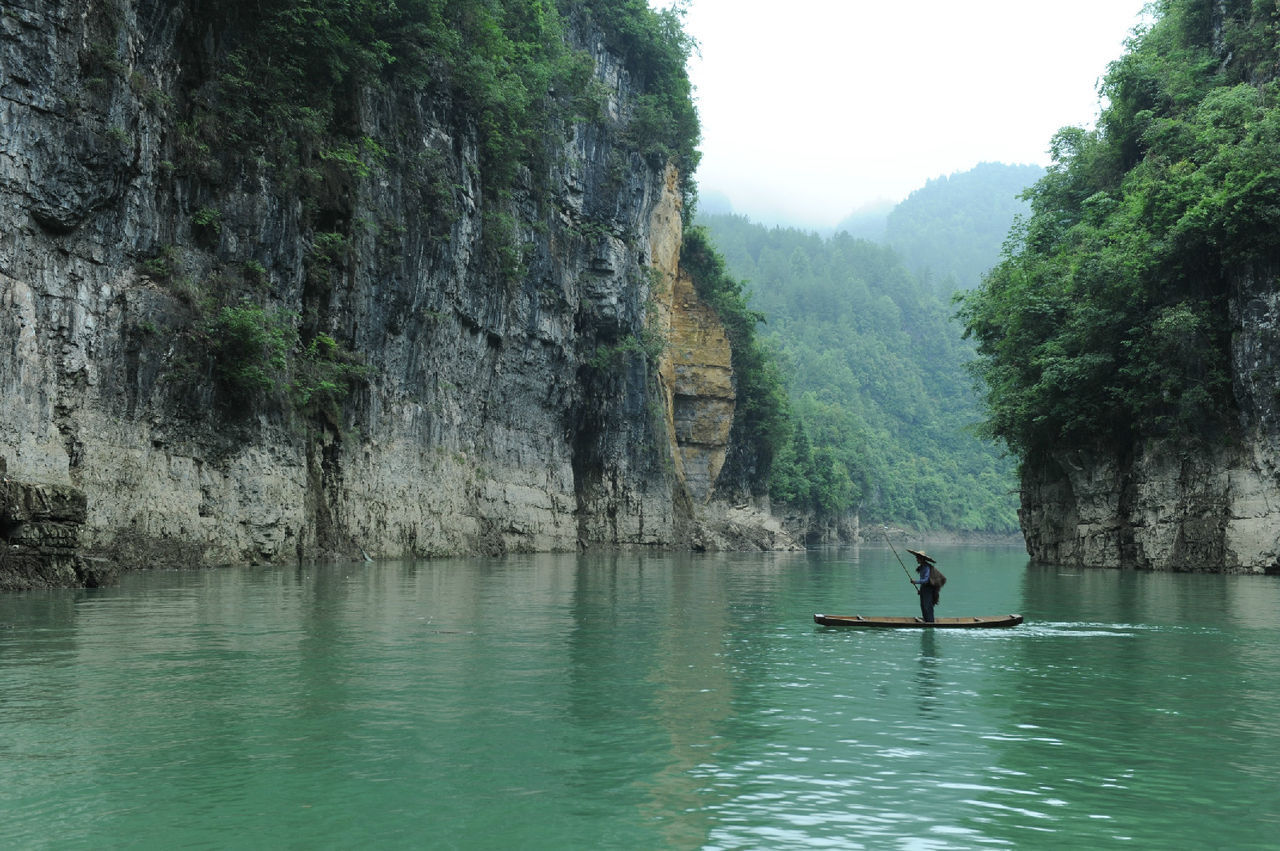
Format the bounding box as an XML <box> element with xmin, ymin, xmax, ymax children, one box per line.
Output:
<box><xmin>711</xmin><ymin>161</ymin><xmax>1045</xmax><ymax>291</ymax></box>
<box><xmin>687</xmin><ymin>161</ymin><xmax>1051</xmax><ymax>535</ymax></box>
<box><xmin>878</xmin><ymin>162</ymin><xmax>1045</xmax><ymax>294</ymax></box>
<box><xmin>661</xmin><ymin>0</ymin><xmax>1149</xmax><ymax>226</ymax></box>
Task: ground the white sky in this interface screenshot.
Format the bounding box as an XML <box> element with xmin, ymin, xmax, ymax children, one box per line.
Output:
<box><xmin>653</xmin><ymin>0</ymin><xmax>1153</xmax><ymax>227</ymax></box>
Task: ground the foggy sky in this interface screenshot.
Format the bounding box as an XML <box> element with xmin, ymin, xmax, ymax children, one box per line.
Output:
<box><xmin>656</xmin><ymin>0</ymin><xmax>1152</xmax><ymax>227</ymax></box>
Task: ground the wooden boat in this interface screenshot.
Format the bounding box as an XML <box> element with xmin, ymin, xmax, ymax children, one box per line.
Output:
<box><xmin>814</xmin><ymin>613</ymin><xmax>1024</xmax><ymax>629</ymax></box>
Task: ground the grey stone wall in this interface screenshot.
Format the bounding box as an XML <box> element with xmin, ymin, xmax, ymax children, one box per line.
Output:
<box><xmin>0</xmin><ymin>2</ymin><xmax>790</xmax><ymax>582</ymax></box>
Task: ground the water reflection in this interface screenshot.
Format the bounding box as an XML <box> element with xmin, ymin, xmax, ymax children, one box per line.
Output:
<box><xmin>0</xmin><ymin>590</ymin><xmax>87</xmax><ymax>724</ymax></box>
<box><xmin>561</xmin><ymin>551</ymin><xmax>806</xmax><ymax>848</ymax></box>
<box><xmin>915</xmin><ymin>629</ymin><xmax>940</xmax><ymax>716</ymax></box>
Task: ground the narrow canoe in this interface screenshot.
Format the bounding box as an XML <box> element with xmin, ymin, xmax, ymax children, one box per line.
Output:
<box><xmin>814</xmin><ymin>613</ymin><xmax>1024</xmax><ymax>629</ymax></box>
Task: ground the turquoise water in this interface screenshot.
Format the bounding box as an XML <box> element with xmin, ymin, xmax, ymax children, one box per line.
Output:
<box><xmin>2</xmin><ymin>546</ymin><xmax>1278</xmax><ymax>849</ymax></box>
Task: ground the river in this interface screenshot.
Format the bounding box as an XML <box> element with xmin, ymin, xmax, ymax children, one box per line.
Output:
<box><xmin>2</xmin><ymin>546</ymin><xmax>1277</xmax><ymax>849</ymax></box>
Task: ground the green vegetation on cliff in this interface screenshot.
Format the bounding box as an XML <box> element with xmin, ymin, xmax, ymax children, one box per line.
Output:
<box><xmin>681</xmin><ymin>227</ymin><xmax>790</xmax><ymax>494</ymax></box>
<box><xmin>701</xmin><ymin>214</ymin><xmax>1019</xmax><ymax>532</ymax></box>
<box><xmin>157</xmin><ymin>0</ymin><xmax>702</xmax><ymax>421</ymax></box>
<box><xmin>959</xmin><ymin>0</ymin><xmax>1280</xmax><ymax>459</ymax></box>
<box><xmin>187</xmin><ymin>0</ymin><xmax>699</xmax><ymax>212</ymax></box>
<box><xmin>584</xmin><ymin>0</ymin><xmax>701</xmax><ymax>200</ymax></box>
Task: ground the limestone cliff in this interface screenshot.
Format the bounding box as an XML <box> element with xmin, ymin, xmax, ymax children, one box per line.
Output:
<box><xmin>1020</xmin><ymin>266</ymin><xmax>1280</xmax><ymax>573</ymax></box>
<box><xmin>661</xmin><ymin>265</ymin><xmax>736</xmax><ymax>504</ymax></box>
<box><xmin>0</xmin><ymin>1</ymin><xmax>792</xmax><ymax>586</ymax></box>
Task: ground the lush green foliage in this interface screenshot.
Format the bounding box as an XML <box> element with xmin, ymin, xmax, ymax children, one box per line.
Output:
<box><xmin>681</xmin><ymin>227</ymin><xmax>790</xmax><ymax>490</ymax></box>
<box><xmin>187</xmin><ymin>0</ymin><xmax>699</xmax><ymax>210</ymax></box>
<box><xmin>206</xmin><ymin>302</ymin><xmax>294</xmax><ymax>397</ymax></box>
<box><xmin>958</xmin><ymin>0</ymin><xmax>1280</xmax><ymax>458</ymax></box>
<box><xmin>701</xmin><ymin>214</ymin><xmax>1019</xmax><ymax>532</ymax></box>
<box><xmin>202</xmin><ymin>301</ymin><xmax>368</xmax><ymax>421</ymax></box>
<box><xmin>881</xmin><ymin>163</ymin><xmax>1044</xmax><ymax>294</ymax></box>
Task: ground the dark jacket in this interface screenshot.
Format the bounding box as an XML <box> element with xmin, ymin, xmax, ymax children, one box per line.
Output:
<box><xmin>913</xmin><ymin>563</ymin><xmax>941</xmax><ymax>603</ymax></box>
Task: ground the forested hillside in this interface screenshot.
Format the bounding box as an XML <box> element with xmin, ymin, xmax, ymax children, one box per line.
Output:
<box><xmin>831</xmin><ymin>163</ymin><xmax>1042</xmax><ymax>292</ymax></box>
<box><xmin>700</xmin><ymin>214</ymin><xmax>1020</xmax><ymax>533</ymax></box>
<box><xmin>883</xmin><ymin>163</ymin><xmax>1044</xmax><ymax>294</ymax></box>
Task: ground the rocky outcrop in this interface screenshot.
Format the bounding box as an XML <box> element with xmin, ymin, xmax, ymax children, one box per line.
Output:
<box><xmin>0</xmin><ymin>1</ymin><xmax>793</xmax><ymax>587</ymax></box>
<box><xmin>1020</xmin><ymin>265</ymin><xmax>1280</xmax><ymax>573</ymax></box>
<box><xmin>0</xmin><ymin>476</ymin><xmax>105</xmax><ymax>589</ymax></box>
<box><xmin>777</xmin><ymin>506</ymin><xmax>860</xmax><ymax>547</ymax></box>
<box><xmin>655</xmin><ymin>261</ymin><xmax>736</xmax><ymax>502</ymax></box>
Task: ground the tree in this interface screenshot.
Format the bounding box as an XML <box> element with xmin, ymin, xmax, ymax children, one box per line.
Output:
<box><xmin>957</xmin><ymin>0</ymin><xmax>1276</xmax><ymax>461</ymax></box>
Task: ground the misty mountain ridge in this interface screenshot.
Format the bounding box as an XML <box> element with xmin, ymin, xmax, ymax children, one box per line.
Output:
<box><xmin>875</xmin><ymin>161</ymin><xmax>1045</xmax><ymax>293</ymax></box>
<box><xmin>703</xmin><ymin>162</ymin><xmax>1045</xmax><ymax>294</ymax></box>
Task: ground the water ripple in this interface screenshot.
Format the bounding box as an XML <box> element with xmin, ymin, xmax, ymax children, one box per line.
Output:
<box><xmin>2</xmin><ymin>555</ymin><xmax>1279</xmax><ymax>849</ymax></box>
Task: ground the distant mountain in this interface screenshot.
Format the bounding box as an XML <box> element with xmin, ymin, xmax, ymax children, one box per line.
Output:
<box><xmin>833</xmin><ymin>200</ymin><xmax>894</xmax><ymax>242</ymax></box>
<box><xmin>683</xmin><ymin>163</ymin><xmax>1042</xmax><ymax>533</ymax></box>
<box><xmin>883</xmin><ymin>162</ymin><xmax>1044</xmax><ymax>294</ymax></box>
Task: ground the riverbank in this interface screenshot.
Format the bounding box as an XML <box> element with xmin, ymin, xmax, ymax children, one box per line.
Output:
<box><xmin>870</xmin><ymin>523</ymin><xmax>1025</xmax><ymax>548</ymax></box>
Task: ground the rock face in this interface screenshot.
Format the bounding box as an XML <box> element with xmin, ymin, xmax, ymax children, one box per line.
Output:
<box><xmin>1020</xmin><ymin>267</ymin><xmax>1280</xmax><ymax>573</ymax></box>
<box><xmin>0</xmin><ymin>2</ymin><xmax>792</xmax><ymax>585</ymax></box>
<box><xmin>658</xmin><ymin>265</ymin><xmax>736</xmax><ymax>504</ymax></box>
<box><xmin>0</xmin><ymin>477</ymin><xmax>103</xmax><ymax>589</ymax></box>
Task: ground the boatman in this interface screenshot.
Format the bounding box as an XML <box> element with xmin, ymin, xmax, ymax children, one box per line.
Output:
<box><xmin>908</xmin><ymin>549</ymin><xmax>939</xmax><ymax>623</ymax></box>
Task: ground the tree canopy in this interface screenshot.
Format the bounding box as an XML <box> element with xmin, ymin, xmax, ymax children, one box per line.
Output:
<box><xmin>957</xmin><ymin>0</ymin><xmax>1280</xmax><ymax>460</ymax></box>
<box><xmin>883</xmin><ymin>163</ymin><xmax>1044</xmax><ymax>295</ymax></box>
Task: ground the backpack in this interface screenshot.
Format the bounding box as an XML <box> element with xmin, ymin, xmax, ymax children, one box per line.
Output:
<box><xmin>928</xmin><ymin>567</ymin><xmax>946</xmax><ymax>605</ymax></box>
